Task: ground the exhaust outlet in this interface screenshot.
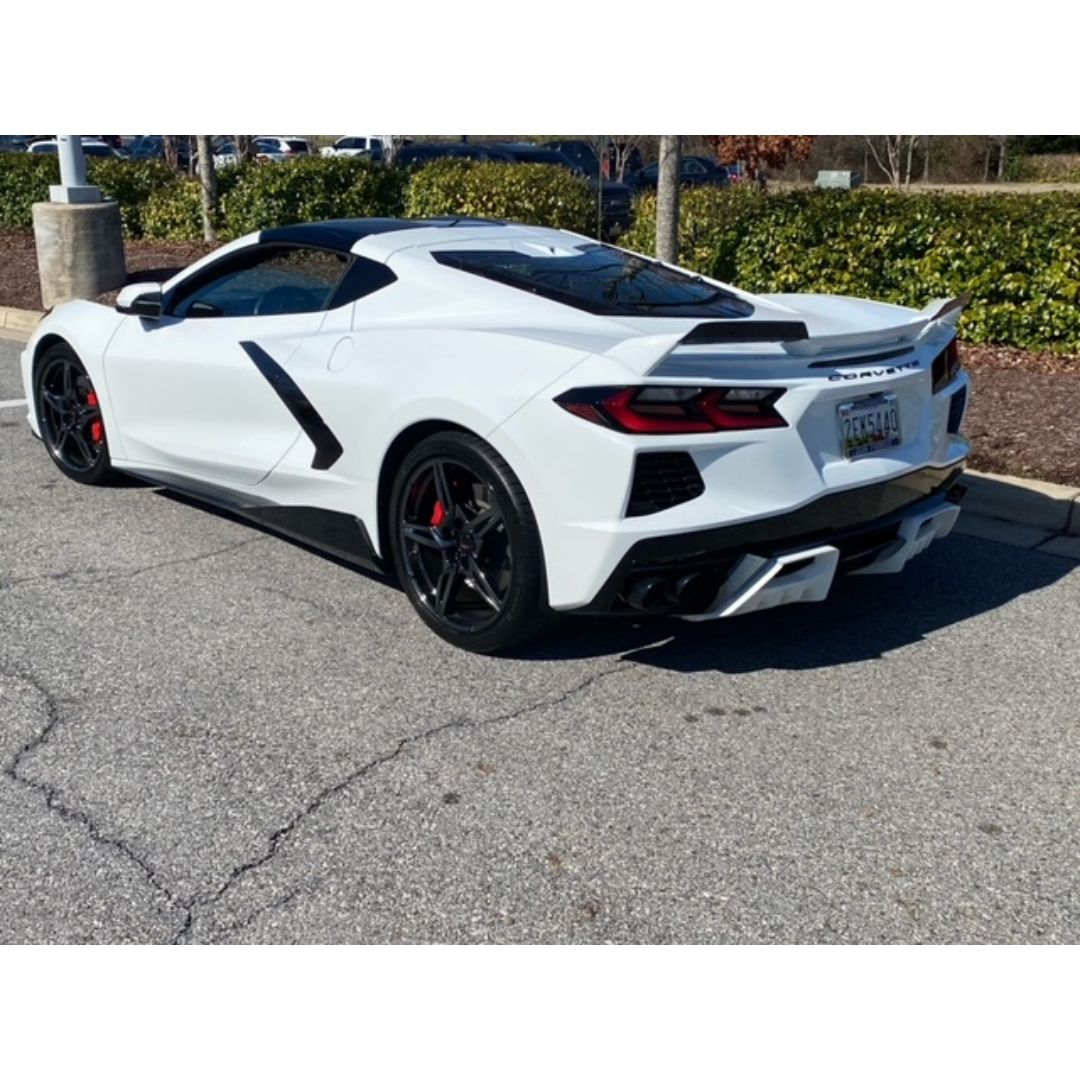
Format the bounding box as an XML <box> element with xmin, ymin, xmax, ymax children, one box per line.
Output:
<box><xmin>672</xmin><ymin>572</ymin><xmax>713</xmax><ymax>611</ymax></box>
<box><xmin>626</xmin><ymin>576</ymin><xmax>669</xmax><ymax>611</ymax></box>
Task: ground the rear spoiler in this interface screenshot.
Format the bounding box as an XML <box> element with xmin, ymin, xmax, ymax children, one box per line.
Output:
<box><xmin>605</xmin><ymin>296</ymin><xmax>968</xmax><ymax>376</ymax></box>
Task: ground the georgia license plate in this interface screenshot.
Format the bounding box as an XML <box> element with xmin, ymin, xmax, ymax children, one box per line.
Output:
<box><xmin>838</xmin><ymin>393</ymin><xmax>902</xmax><ymax>459</ymax></box>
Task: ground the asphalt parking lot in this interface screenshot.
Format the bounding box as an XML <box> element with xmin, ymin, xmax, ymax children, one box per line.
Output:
<box><xmin>0</xmin><ymin>337</ymin><xmax>1077</xmax><ymax>944</ymax></box>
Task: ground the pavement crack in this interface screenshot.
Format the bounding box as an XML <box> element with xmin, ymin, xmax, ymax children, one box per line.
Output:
<box><xmin>1</xmin><ymin>668</ymin><xmax>192</xmax><ymax>941</ymax></box>
<box><xmin>187</xmin><ymin>662</ymin><xmax>634</xmax><ymax>941</ymax></box>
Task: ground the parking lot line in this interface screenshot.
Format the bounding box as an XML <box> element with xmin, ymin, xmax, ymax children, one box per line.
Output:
<box><xmin>0</xmin><ymin>398</ymin><xmax>27</xmax><ymax>409</ymax></box>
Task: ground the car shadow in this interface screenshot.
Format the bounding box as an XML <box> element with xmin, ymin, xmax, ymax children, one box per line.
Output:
<box><xmin>152</xmin><ymin>487</ymin><xmax>1075</xmax><ymax>674</ymax></box>
<box><xmin>515</xmin><ymin>532</ymin><xmax>1075</xmax><ymax>672</ymax></box>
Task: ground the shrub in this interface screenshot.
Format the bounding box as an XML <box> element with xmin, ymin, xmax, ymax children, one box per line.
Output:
<box><xmin>219</xmin><ymin>157</ymin><xmax>408</xmax><ymax>237</ymax></box>
<box><xmin>621</xmin><ymin>188</ymin><xmax>1080</xmax><ymax>350</ymax></box>
<box><xmin>622</xmin><ymin>185</ymin><xmax>768</xmax><ymax>280</ymax></box>
<box><xmin>0</xmin><ymin>154</ymin><xmax>59</xmax><ymax>228</ymax></box>
<box><xmin>141</xmin><ymin>179</ymin><xmax>207</xmax><ymax>241</ymax></box>
<box><xmin>85</xmin><ymin>158</ymin><xmax>180</xmax><ymax>237</ymax></box>
<box><xmin>405</xmin><ymin>159</ymin><xmax>594</xmax><ymax>234</ymax></box>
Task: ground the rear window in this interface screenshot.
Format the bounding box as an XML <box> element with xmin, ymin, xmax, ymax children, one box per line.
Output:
<box><xmin>285</xmin><ymin>140</ymin><xmax>309</xmax><ymax>154</ymax></box>
<box><xmin>432</xmin><ymin>243</ymin><xmax>753</xmax><ymax>318</ymax></box>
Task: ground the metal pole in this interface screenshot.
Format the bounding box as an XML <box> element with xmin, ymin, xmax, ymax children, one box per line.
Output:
<box><xmin>57</xmin><ymin>135</ymin><xmax>87</xmax><ymax>189</ymax></box>
<box><xmin>50</xmin><ymin>135</ymin><xmax>99</xmax><ymax>204</ymax></box>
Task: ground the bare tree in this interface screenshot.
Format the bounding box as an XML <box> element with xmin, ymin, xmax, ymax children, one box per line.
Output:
<box><xmin>656</xmin><ymin>135</ymin><xmax>682</xmax><ymax>263</ymax></box>
<box><xmin>196</xmin><ymin>136</ymin><xmax>218</xmax><ymax>243</ymax></box>
<box><xmin>996</xmin><ymin>135</ymin><xmax>1009</xmax><ymax>180</ymax></box>
<box><xmin>863</xmin><ymin>136</ymin><xmax>921</xmax><ymax>190</ymax></box>
<box><xmin>608</xmin><ymin>135</ymin><xmax>646</xmax><ymax>182</ymax></box>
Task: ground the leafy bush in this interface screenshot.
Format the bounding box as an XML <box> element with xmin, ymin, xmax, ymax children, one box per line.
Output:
<box><xmin>219</xmin><ymin>157</ymin><xmax>407</xmax><ymax>237</ymax></box>
<box><xmin>141</xmin><ymin>179</ymin><xmax>207</xmax><ymax>241</ymax></box>
<box><xmin>405</xmin><ymin>159</ymin><xmax>594</xmax><ymax>233</ymax></box>
<box><xmin>0</xmin><ymin>153</ymin><xmax>59</xmax><ymax>228</ymax></box>
<box><xmin>86</xmin><ymin>159</ymin><xmax>180</xmax><ymax>237</ymax></box>
<box><xmin>0</xmin><ymin>155</ymin><xmax>183</xmax><ymax>236</ymax></box>
<box><xmin>622</xmin><ymin>185</ymin><xmax>768</xmax><ymax>280</ymax></box>
<box><xmin>623</xmin><ymin>188</ymin><xmax>1080</xmax><ymax>350</ymax></box>
<box><xmin>1006</xmin><ymin>153</ymin><xmax>1080</xmax><ymax>184</ymax></box>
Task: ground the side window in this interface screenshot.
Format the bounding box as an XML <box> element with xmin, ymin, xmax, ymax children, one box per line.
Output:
<box><xmin>171</xmin><ymin>247</ymin><xmax>349</xmax><ymax>319</ymax></box>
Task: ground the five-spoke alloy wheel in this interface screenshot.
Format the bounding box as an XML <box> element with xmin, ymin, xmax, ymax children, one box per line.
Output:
<box><xmin>389</xmin><ymin>432</ymin><xmax>549</xmax><ymax>653</ymax></box>
<box><xmin>35</xmin><ymin>343</ymin><xmax>115</xmax><ymax>485</ymax></box>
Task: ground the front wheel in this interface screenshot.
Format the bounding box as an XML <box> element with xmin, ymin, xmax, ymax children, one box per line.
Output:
<box><xmin>388</xmin><ymin>432</ymin><xmax>551</xmax><ymax>653</ymax></box>
<box><xmin>34</xmin><ymin>342</ymin><xmax>117</xmax><ymax>485</ymax></box>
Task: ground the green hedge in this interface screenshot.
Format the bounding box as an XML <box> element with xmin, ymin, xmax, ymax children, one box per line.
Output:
<box><xmin>623</xmin><ymin>188</ymin><xmax>1080</xmax><ymax>350</ymax></box>
<box><xmin>219</xmin><ymin>156</ymin><xmax>408</xmax><ymax>236</ymax></box>
<box><xmin>405</xmin><ymin>158</ymin><xmax>594</xmax><ymax>234</ymax></box>
<box><xmin>142</xmin><ymin>158</ymin><xmax>408</xmax><ymax>242</ymax></box>
<box><xmin>0</xmin><ymin>154</ymin><xmax>59</xmax><ymax>228</ymax></box>
<box><xmin>0</xmin><ymin>155</ymin><xmax>181</xmax><ymax>237</ymax></box>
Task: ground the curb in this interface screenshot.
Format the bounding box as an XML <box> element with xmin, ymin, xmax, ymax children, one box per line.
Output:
<box><xmin>0</xmin><ymin>301</ymin><xmax>1077</xmax><ymax>539</ymax></box>
<box><xmin>0</xmin><ymin>305</ymin><xmax>43</xmax><ymax>337</ymax></box>
<box><xmin>963</xmin><ymin>471</ymin><xmax>1080</xmax><ymax>538</ymax></box>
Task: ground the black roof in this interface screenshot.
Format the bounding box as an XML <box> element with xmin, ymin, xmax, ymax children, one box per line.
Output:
<box><xmin>258</xmin><ymin>217</ymin><xmax>506</xmax><ymax>252</ymax></box>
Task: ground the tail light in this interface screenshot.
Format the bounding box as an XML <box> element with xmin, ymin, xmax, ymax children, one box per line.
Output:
<box><xmin>555</xmin><ymin>385</ymin><xmax>787</xmax><ymax>434</ymax></box>
<box><xmin>931</xmin><ymin>338</ymin><xmax>961</xmax><ymax>393</ymax></box>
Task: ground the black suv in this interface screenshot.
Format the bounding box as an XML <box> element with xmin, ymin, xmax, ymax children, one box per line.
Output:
<box><xmin>493</xmin><ymin>143</ymin><xmax>634</xmax><ymax>237</ymax></box>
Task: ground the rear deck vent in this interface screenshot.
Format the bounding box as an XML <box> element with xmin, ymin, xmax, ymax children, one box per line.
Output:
<box><xmin>627</xmin><ymin>452</ymin><xmax>705</xmax><ymax>517</ymax></box>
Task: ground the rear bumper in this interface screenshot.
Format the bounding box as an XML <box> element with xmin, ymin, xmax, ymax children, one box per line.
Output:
<box><xmin>570</xmin><ymin>463</ymin><xmax>965</xmax><ymax>615</ymax></box>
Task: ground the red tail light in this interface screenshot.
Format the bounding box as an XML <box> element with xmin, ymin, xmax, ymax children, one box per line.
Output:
<box><xmin>931</xmin><ymin>338</ymin><xmax>961</xmax><ymax>393</ymax></box>
<box><xmin>555</xmin><ymin>385</ymin><xmax>787</xmax><ymax>435</ymax></box>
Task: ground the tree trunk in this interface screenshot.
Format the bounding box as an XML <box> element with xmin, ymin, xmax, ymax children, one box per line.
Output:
<box><xmin>196</xmin><ymin>136</ymin><xmax>218</xmax><ymax>244</ymax></box>
<box><xmin>656</xmin><ymin>135</ymin><xmax>681</xmax><ymax>263</ymax></box>
<box><xmin>997</xmin><ymin>136</ymin><xmax>1008</xmax><ymax>180</ymax></box>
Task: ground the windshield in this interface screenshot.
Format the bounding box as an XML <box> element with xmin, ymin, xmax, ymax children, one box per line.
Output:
<box><xmin>433</xmin><ymin>243</ymin><xmax>753</xmax><ymax>318</ymax></box>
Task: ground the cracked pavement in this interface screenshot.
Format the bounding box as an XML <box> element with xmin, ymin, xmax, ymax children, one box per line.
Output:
<box><xmin>1</xmin><ymin>339</ymin><xmax>1078</xmax><ymax>943</ymax></box>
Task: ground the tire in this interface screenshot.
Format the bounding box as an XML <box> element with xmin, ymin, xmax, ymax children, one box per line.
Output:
<box><xmin>34</xmin><ymin>342</ymin><xmax>118</xmax><ymax>485</ymax></box>
<box><xmin>388</xmin><ymin>431</ymin><xmax>551</xmax><ymax>653</ymax></box>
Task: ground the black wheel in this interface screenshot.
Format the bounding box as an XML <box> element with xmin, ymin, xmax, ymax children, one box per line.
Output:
<box><xmin>34</xmin><ymin>342</ymin><xmax>117</xmax><ymax>485</ymax></box>
<box><xmin>389</xmin><ymin>432</ymin><xmax>551</xmax><ymax>653</ymax></box>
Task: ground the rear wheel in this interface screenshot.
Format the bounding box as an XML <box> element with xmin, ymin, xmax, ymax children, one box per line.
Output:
<box><xmin>389</xmin><ymin>432</ymin><xmax>550</xmax><ymax>653</ymax></box>
<box><xmin>34</xmin><ymin>342</ymin><xmax>117</xmax><ymax>485</ymax></box>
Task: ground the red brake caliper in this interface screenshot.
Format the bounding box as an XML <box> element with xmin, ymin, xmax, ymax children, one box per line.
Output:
<box><xmin>430</xmin><ymin>500</ymin><xmax>446</xmax><ymax>527</ymax></box>
<box><xmin>86</xmin><ymin>390</ymin><xmax>103</xmax><ymax>445</ymax></box>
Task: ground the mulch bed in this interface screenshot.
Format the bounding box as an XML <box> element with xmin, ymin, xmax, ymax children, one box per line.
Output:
<box><xmin>1</xmin><ymin>230</ymin><xmax>1077</xmax><ymax>486</ymax></box>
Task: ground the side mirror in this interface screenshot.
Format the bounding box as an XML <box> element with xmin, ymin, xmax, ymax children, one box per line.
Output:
<box><xmin>116</xmin><ymin>282</ymin><xmax>163</xmax><ymax>319</ymax></box>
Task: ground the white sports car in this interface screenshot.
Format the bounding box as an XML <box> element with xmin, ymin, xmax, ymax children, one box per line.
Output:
<box><xmin>20</xmin><ymin>217</ymin><xmax>970</xmax><ymax>652</ymax></box>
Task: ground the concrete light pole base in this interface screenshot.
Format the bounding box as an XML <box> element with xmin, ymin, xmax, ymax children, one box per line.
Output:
<box><xmin>32</xmin><ymin>200</ymin><xmax>126</xmax><ymax>308</ymax></box>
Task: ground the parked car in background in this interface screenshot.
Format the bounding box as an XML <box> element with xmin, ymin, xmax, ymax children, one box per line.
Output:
<box><xmin>126</xmin><ymin>135</ymin><xmax>193</xmax><ymax>169</ymax></box>
<box><xmin>321</xmin><ymin>136</ymin><xmax>386</xmax><ymax>159</ymax></box>
<box><xmin>0</xmin><ymin>135</ymin><xmax>34</xmax><ymax>153</ymax></box>
<box><xmin>253</xmin><ymin>137</ymin><xmax>317</xmax><ymax>162</ymax></box>
<box><xmin>27</xmin><ymin>139</ymin><xmax>125</xmax><ymax>159</ymax></box>
<box><xmin>722</xmin><ymin>161</ymin><xmax>748</xmax><ymax>184</ymax></box>
<box><xmin>397</xmin><ymin>142</ymin><xmax>512</xmax><ymax>166</ymax></box>
<box><xmin>541</xmin><ymin>140</ymin><xmax>643</xmax><ymax>182</ymax></box>
<box><xmin>491</xmin><ymin>143</ymin><xmax>634</xmax><ymax>236</ymax></box>
<box><xmin>634</xmin><ymin>155</ymin><xmax>729</xmax><ymax>191</ymax></box>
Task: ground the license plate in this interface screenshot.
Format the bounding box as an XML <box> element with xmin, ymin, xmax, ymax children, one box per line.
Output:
<box><xmin>837</xmin><ymin>394</ymin><xmax>902</xmax><ymax>459</ymax></box>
